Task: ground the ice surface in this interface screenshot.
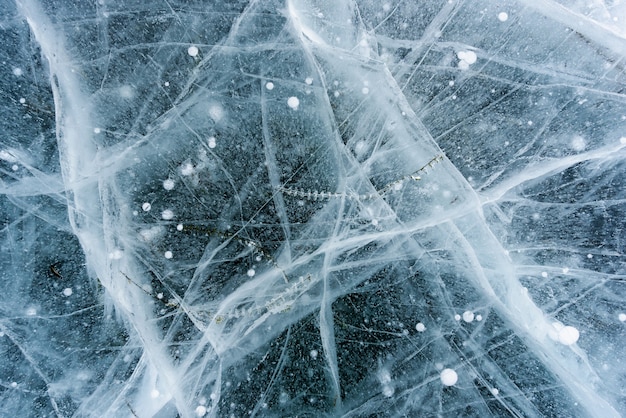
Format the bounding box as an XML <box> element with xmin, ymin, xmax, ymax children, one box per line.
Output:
<box><xmin>1</xmin><ymin>0</ymin><xmax>625</xmax><ymax>416</ymax></box>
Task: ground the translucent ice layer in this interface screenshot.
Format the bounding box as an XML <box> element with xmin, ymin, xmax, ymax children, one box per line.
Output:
<box><xmin>1</xmin><ymin>0</ymin><xmax>625</xmax><ymax>416</ymax></box>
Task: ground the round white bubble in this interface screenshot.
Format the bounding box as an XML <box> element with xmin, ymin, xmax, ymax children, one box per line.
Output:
<box><xmin>265</xmin><ymin>81</ymin><xmax>274</xmax><ymax>90</ymax></box>
<box><xmin>310</xmin><ymin>349</ymin><xmax>318</xmax><ymax>359</ymax></box>
<box><xmin>164</xmin><ymin>251</ymin><xmax>173</xmax><ymax>259</ymax></box>
<box><xmin>151</xmin><ymin>389</ymin><xmax>160</xmax><ymax>398</ymax></box>
<box><xmin>440</xmin><ymin>368</ymin><xmax>458</xmax><ymax>386</ymax></box>
<box><xmin>415</xmin><ymin>322</ymin><xmax>426</xmax><ymax>332</ymax></box>
<box><xmin>618</xmin><ymin>313</ymin><xmax>626</xmax><ymax>322</ymax></box>
<box><xmin>457</xmin><ymin>51</ymin><xmax>477</xmax><ymax>69</ymax></box>
<box><xmin>462</xmin><ymin>310</ymin><xmax>475</xmax><ymax>323</ymax></box>
<box><xmin>208</xmin><ymin>104</ymin><xmax>224</xmax><ymax>122</ymax></box>
<box><xmin>163</xmin><ymin>179</ymin><xmax>175</xmax><ymax>190</ymax></box>
<box><xmin>161</xmin><ymin>209</ymin><xmax>174</xmax><ymax>220</ymax></box>
<box><xmin>247</xmin><ymin>269</ymin><xmax>255</xmax><ymax>277</ymax></box>
<box><xmin>454</xmin><ymin>314</ymin><xmax>461</xmax><ymax>321</ymax></box>
<box><xmin>498</xmin><ymin>12</ymin><xmax>508</xmax><ymax>22</ymax></box>
<box><xmin>142</xmin><ymin>202</ymin><xmax>152</xmax><ymax>212</ymax></box>
<box><xmin>62</xmin><ymin>288</ymin><xmax>73</xmax><ymax>297</ymax></box>
<box><xmin>287</xmin><ymin>96</ymin><xmax>300</xmax><ymax>109</ymax></box>
<box><xmin>13</xmin><ymin>68</ymin><xmax>23</xmax><ymax>76</ymax></box>
<box><xmin>558</xmin><ymin>326</ymin><xmax>580</xmax><ymax>345</ymax></box>
<box><xmin>195</xmin><ymin>405</ymin><xmax>207</xmax><ymax>417</ymax></box>
<box><xmin>19</xmin><ymin>98</ymin><xmax>25</xmax><ymax>104</ymax></box>
<box><xmin>176</xmin><ymin>224</ymin><xmax>184</xmax><ymax>231</ymax></box>
<box><xmin>491</xmin><ymin>388</ymin><xmax>499</xmax><ymax>395</ymax></box>
<box><xmin>93</xmin><ymin>127</ymin><xmax>101</xmax><ymax>134</ymax></box>
<box><xmin>208</xmin><ymin>136</ymin><xmax>216</xmax><ymax>149</ymax></box>
<box><xmin>305</xmin><ymin>77</ymin><xmax>313</xmax><ymax>85</ymax></box>
<box><xmin>188</xmin><ymin>46</ymin><xmax>199</xmax><ymax>57</ymax></box>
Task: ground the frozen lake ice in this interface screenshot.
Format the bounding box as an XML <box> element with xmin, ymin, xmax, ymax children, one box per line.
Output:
<box><xmin>1</xmin><ymin>0</ymin><xmax>625</xmax><ymax>416</ymax></box>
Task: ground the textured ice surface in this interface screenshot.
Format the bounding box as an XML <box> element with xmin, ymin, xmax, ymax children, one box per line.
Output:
<box><xmin>1</xmin><ymin>0</ymin><xmax>625</xmax><ymax>417</ymax></box>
